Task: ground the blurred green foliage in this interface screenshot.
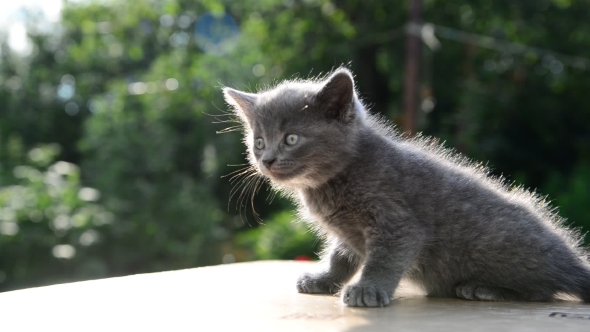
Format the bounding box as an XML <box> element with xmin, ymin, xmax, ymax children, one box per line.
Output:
<box><xmin>237</xmin><ymin>211</ymin><xmax>320</xmax><ymax>260</ymax></box>
<box><xmin>0</xmin><ymin>0</ymin><xmax>589</xmax><ymax>291</ymax></box>
<box><xmin>0</xmin><ymin>144</ymin><xmax>112</xmax><ymax>289</ymax></box>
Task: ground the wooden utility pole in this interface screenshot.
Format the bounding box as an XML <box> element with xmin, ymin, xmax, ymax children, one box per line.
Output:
<box><xmin>402</xmin><ymin>0</ymin><xmax>423</xmax><ymax>134</ymax></box>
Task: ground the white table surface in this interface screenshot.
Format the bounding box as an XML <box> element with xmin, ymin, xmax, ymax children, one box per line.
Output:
<box><xmin>1</xmin><ymin>261</ymin><xmax>589</xmax><ymax>331</ymax></box>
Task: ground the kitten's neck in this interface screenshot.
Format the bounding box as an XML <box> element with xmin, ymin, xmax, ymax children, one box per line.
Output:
<box><xmin>295</xmin><ymin>123</ymin><xmax>371</xmax><ymax>192</ymax></box>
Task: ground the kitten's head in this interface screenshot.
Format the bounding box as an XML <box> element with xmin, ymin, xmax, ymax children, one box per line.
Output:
<box><xmin>223</xmin><ymin>68</ymin><xmax>365</xmax><ymax>189</ymax></box>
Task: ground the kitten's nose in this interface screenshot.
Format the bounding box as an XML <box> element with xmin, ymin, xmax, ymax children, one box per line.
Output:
<box><xmin>262</xmin><ymin>157</ymin><xmax>276</xmax><ymax>169</ymax></box>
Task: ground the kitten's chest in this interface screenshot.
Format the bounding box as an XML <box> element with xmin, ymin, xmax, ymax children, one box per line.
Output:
<box><xmin>300</xmin><ymin>190</ymin><xmax>338</xmax><ymax>220</ymax></box>
<box><xmin>299</xmin><ymin>182</ymin><xmax>369</xmax><ymax>251</ymax></box>
<box><xmin>300</xmin><ymin>181</ymin><xmax>349</xmax><ymax>219</ymax></box>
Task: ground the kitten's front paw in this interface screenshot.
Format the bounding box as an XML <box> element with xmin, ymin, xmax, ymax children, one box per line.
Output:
<box><xmin>342</xmin><ymin>283</ymin><xmax>391</xmax><ymax>307</ymax></box>
<box><xmin>296</xmin><ymin>273</ymin><xmax>340</xmax><ymax>294</ymax></box>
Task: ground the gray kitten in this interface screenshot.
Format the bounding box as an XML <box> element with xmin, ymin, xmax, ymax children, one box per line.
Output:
<box><xmin>223</xmin><ymin>68</ymin><xmax>590</xmax><ymax>307</ymax></box>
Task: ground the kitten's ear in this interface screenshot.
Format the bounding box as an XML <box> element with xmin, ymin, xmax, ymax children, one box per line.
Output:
<box><xmin>223</xmin><ymin>87</ymin><xmax>258</xmax><ymax>124</ymax></box>
<box><xmin>316</xmin><ymin>68</ymin><xmax>355</xmax><ymax>121</ymax></box>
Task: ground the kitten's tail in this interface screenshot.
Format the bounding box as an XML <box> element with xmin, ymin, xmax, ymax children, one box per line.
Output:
<box><xmin>579</xmin><ymin>283</ymin><xmax>590</xmax><ymax>302</ymax></box>
<box><xmin>571</xmin><ymin>264</ymin><xmax>590</xmax><ymax>302</ymax></box>
<box><xmin>581</xmin><ymin>279</ymin><xmax>590</xmax><ymax>302</ymax></box>
<box><xmin>552</xmin><ymin>255</ymin><xmax>590</xmax><ymax>302</ymax></box>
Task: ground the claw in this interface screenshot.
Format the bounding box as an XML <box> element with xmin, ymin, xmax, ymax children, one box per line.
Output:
<box><xmin>296</xmin><ymin>273</ymin><xmax>339</xmax><ymax>294</ymax></box>
<box><xmin>342</xmin><ymin>283</ymin><xmax>391</xmax><ymax>307</ymax></box>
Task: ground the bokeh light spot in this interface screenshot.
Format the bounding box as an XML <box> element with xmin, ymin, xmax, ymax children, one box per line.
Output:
<box><xmin>52</xmin><ymin>161</ymin><xmax>76</xmax><ymax>175</ymax></box>
<box><xmin>57</xmin><ymin>84</ymin><xmax>75</xmax><ymax>101</ymax></box>
<box><xmin>550</xmin><ymin>60</ymin><xmax>564</xmax><ymax>75</ymax></box>
<box><xmin>92</xmin><ymin>212</ymin><xmax>114</xmax><ymax>226</ymax></box>
<box><xmin>29</xmin><ymin>210</ymin><xmax>43</xmax><ymax>223</ymax></box>
<box><xmin>79</xmin><ymin>230</ymin><xmax>99</xmax><ymax>246</ymax></box>
<box><xmin>160</xmin><ymin>14</ymin><xmax>174</xmax><ymax>27</ymax></box>
<box><xmin>0</xmin><ymin>221</ymin><xmax>19</xmax><ymax>236</ymax></box>
<box><xmin>250</xmin><ymin>12</ymin><xmax>262</xmax><ymax>21</ymax></box>
<box><xmin>322</xmin><ymin>2</ymin><xmax>336</xmax><ymax>16</ymax></box>
<box><xmin>222</xmin><ymin>254</ymin><xmax>236</xmax><ymax>264</ymax></box>
<box><xmin>65</xmin><ymin>101</ymin><xmax>79</xmax><ymax>116</ymax></box>
<box><xmin>6</xmin><ymin>76</ymin><xmax>22</xmax><ymax>91</ymax></box>
<box><xmin>252</xmin><ymin>64</ymin><xmax>266</xmax><ymax>77</ymax></box>
<box><xmin>52</xmin><ymin>215</ymin><xmax>72</xmax><ymax>231</ymax></box>
<box><xmin>96</xmin><ymin>22</ymin><xmax>112</xmax><ymax>34</ymax></box>
<box><xmin>194</xmin><ymin>12</ymin><xmax>240</xmax><ymax>56</ymax></box>
<box><xmin>421</xmin><ymin>97</ymin><xmax>436</xmax><ymax>113</ymax></box>
<box><xmin>170</xmin><ymin>31</ymin><xmax>190</xmax><ymax>47</ymax></box>
<box><xmin>165</xmin><ymin>78</ymin><xmax>179</xmax><ymax>91</ymax></box>
<box><xmin>177</xmin><ymin>14</ymin><xmax>192</xmax><ymax>29</ymax></box>
<box><xmin>128</xmin><ymin>82</ymin><xmax>147</xmax><ymax>95</ymax></box>
<box><xmin>61</xmin><ymin>74</ymin><xmax>75</xmax><ymax>85</ymax></box>
<box><xmin>201</xmin><ymin>144</ymin><xmax>217</xmax><ymax>174</ymax></box>
<box><xmin>109</xmin><ymin>44</ymin><xmax>124</xmax><ymax>58</ymax></box>
<box><xmin>52</xmin><ymin>244</ymin><xmax>76</xmax><ymax>259</ymax></box>
<box><xmin>79</xmin><ymin>187</ymin><xmax>100</xmax><ymax>201</ymax></box>
<box><xmin>87</xmin><ymin>99</ymin><xmax>98</xmax><ymax>113</ymax></box>
<box><xmin>8</xmin><ymin>22</ymin><xmax>33</xmax><ymax>55</ymax></box>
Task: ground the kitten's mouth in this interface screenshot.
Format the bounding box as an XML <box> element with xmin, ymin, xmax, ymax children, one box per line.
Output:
<box><xmin>267</xmin><ymin>167</ymin><xmax>304</xmax><ymax>181</ymax></box>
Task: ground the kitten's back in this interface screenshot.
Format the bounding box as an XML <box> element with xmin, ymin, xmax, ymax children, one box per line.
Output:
<box><xmin>361</xmin><ymin>117</ymin><xmax>590</xmax><ymax>300</ymax></box>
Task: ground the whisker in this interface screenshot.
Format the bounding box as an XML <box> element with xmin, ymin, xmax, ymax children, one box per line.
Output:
<box><xmin>229</xmin><ymin>171</ymin><xmax>254</xmax><ymax>185</ymax></box>
<box><xmin>233</xmin><ymin>173</ymin><xmax>259</xmax><ymax>207</ymax></box>
<box><xmin>229</xmin><ymin>172</ymin><xmax>257</xmax><ymax>201</ymax></box>
<box><xmin>222</xmin><ymin>160</ymin><xmax>267</xmax><ymax>224</ymax></box>
<box><xmin>216</xmin><ymin>126</ymin><xmax>243</xmax><ymax>134</ymax></box>
<box><xmin>203</xmin><ymin>111</ymin><xmax>235</xmax><ymax>117</ymax></box>
<box><xmin>228</xmin><ymin>182</ymin><xmax>247</xmax><ymax>212</ymax></box>
<box><xmin>228</xmin><ymin>173</ymin><xmax>258</xmax><ymax>213</ymax></box>
<box><xmin>229</xmin><ymin>168</ymin><xmax>256</xmax><ymax>184</ymax></box>
<box><xmin>238</xmin><ymin>176</ymin><xmax>260</xmax><ymax>222</ymax></box>
<box><xmin>212</xmin><ymin>118</ymin><xmax>241</xmax><ymax>124</ymax></box>
<box><xmin>233</xmin><ymin>184</ymin><xmax>253</xmax><ymax>220</ymax></box>
<box><xmin>267</xmin><ymin>186</ymin><xmax>278</xmax><ymax>205</ymax></box>
<box><xmin>240</xmin><ymin>175</ymin><xmax>259</xmax><ymax>206</ymax></box>
<box><xmin>250</xmin><ymin>177</ymin><xmax>264</xmax><ymax>224</ymax></box>
<box><xmin>254</xmin><ymin>177</ymin><xmax>264</xmax><ymax>196</ymax></box>
<box><xmin>222</xmin><ymin>165</ymin><xmax>254</xmax><ymax>179</ymax></box>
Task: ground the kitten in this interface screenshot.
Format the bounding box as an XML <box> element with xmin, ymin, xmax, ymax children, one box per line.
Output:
<box><xmin>223</xmin><ymin>68</ymin><xmax>590</xmax><ymax>307</ymax></box>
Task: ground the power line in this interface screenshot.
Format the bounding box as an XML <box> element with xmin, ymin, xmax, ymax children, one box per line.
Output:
<box><xmin>407</xmin><ymin>22</ymin><xmax>590</xmax><ymax>72</ymax></box>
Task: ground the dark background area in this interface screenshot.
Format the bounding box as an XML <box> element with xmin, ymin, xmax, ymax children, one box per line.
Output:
<box><xmin>0</xmin><ymin>0</ymin><xmax>589</xmax><ymax>291</ymax></box>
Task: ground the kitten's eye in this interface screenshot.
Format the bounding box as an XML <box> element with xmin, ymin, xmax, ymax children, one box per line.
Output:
<box><xmin>285</xmin><ymin>134</ymin><xmax>300</xmax><ymax>146</ymax></box>
<box><xmin>254</xmin><ymin>138</ymin><xmax>265</xmax><ymax>150</ymax></box>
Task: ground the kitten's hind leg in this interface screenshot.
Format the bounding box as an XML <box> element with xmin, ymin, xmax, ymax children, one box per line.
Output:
<box><xmin>297</xmin><ymin>239</ymin><xmax>361</xmax><ymax>294</ymax></box>
<box><xmin>455</xmin><ymin>282</ymin><xmax>553</xmax><ymax>302</ymax></box>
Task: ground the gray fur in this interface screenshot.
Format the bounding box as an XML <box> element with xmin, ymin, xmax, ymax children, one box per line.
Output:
<box><xmin>223</xmin><ymin>68</ymin><xmax>590</xmax><ymax>307</ymax></box>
